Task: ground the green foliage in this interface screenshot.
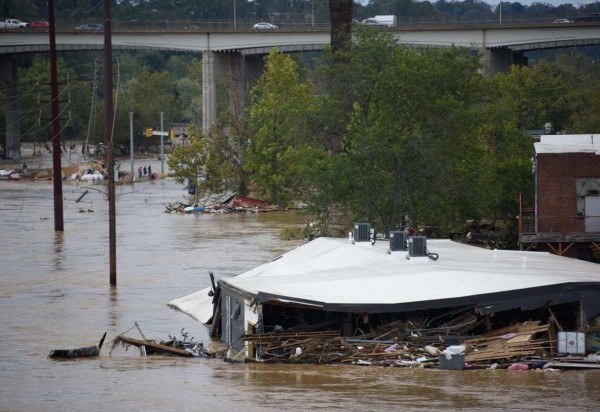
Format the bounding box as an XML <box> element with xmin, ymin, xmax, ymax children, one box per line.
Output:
<box><xmin>15</xmin><ymin>56</ymin><xmax>91</xmax><ymax>144</ymax></box>
<box><xmin>246</xmin><ymin>50</ymin><xmax>318</xmax><ymax>205</ymax></box>
<box><xmin>204</xmin><ymin>122</ymin><xmax>251</xmax><ymax>196</ymax></box>
<box><xmin>337</xmin><ymin>37</ymin><xmax>490</xmax><ymax>233</ymax></box>
<box><xmin>167</xmin><ymin>128</ymin><xmax>207</xmax><ymax>199</ymax></box>
<box><xmin>168</xmin><ymin>122</ymin><xmax>250</xmax><ymax>198</ymax></box>
<box><xmin>126</xmin><ymin>68</ymin><xmax>175</xmax><ymax>134</ymax></box>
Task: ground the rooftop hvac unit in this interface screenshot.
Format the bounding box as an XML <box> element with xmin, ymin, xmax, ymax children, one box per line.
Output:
<box><xmin>353</xmin><ymin>223</ymin><xmax>371</xmax><ymax>242</ymax></box>
<box><xmin>408</xmin><ymin>236</ymin><xmax>427</xmax><ymax>257</ymax></box>
<box><xmin>389</xmin><ymin>230</ymin><xmax>407</xmax><ymax>252</ymax></box>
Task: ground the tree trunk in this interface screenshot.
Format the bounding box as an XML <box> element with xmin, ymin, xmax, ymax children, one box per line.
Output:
<box><xmin>329</xmin><ymin>0</ymin><xmax>353</xmax><ymax>53</ymax></box>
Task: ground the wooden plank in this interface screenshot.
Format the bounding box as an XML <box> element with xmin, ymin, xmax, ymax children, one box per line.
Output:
<box><xmin>507</xmin><ymin>333</ymin><xmax>534</xmax><ymax>344</ymax></box>
<box><xmin>114</xmin><ymin>335</ymin><xmax>192</xmax><ymax>357</ymax></box>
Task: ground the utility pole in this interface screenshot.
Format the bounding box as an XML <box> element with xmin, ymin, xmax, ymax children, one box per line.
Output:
<box><xmin>160</xmin><ymin>111</ymin><xmax>164</xmax><ymax>174</ymax></box>
<box><xmin>233</xmin><ymin>0</ymin><xmax>237</xmax><ymax>29</ymax></box>
<box><xmin>84</xmin><ymin>60</ymin><xmax>98</xmax><ymax>158</ymax></box>
<box><xmin>499</xmin><ymin>2</ymin><xmax>503</xmax><ymax>24</ymax></box>
<box><xmin>104</xmin><ymin>0</ymin><xmax>117</xmax><ymax>286</ymax></box>
<box><xmin>47</xmin><ymin>0</ymin><xmax>63</xmax><ymax>232</ymax></box>
<box><xmin>129</xmin><ymin>111</ymin><xmax>134</xmax><ymax>179</ymax></box>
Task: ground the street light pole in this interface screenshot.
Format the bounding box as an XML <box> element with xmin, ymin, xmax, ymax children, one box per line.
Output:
<box><xmin>129</xmin><ymin>111</ymin><xmax>134</xmax><ymax>179</ymax></box>
<box><xmin>499</xmin><ymin>2</ymin><xmax>503</xmax><ymax>24</ymax></box>
<box><xmin>233</xmin><ymin>0</ymin><xmax>237</xmax><ymax>29</ymax></box>
<box><xmin>160</xmin><ymin>111</ymin><xmax>165</xmax><ymax>174</ymax></box>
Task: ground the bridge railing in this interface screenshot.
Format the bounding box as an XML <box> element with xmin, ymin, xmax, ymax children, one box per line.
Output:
<box><xmin>4</xmin><ymin>17</ymin><xmax>598</xmax><ymax>33</ymax></box>
<box><xmin>53</xmin><ymin>19</ymin><xmax>333</xmax><ymax>32</ymax></box>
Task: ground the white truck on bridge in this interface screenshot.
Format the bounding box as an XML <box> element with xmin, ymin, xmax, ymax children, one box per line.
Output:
<box><xmin>362</xmin><ymin>15</ymin><xmax>397</xmax><ymax>27</ymax></box>
<box><xmin>0</xmin><ymin>19</ymin><xmax>29</xmax><ymax>29</ymax></box>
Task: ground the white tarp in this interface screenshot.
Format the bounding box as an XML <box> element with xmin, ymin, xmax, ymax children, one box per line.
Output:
<box><xmin>170</xmin><ymin>238</ymin><xmax>600</xmax><ymax>322</ymax></box>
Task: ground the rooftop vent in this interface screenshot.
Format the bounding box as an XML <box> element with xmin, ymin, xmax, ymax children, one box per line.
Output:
<box><xmin>388</xmin><ymin>230</ymin><xmax>407</xmax><ymax>252</ymax></box>
<box><xmin>353</xmin><ymin>223</ymin><xmax>373</xmax><ymax>243</ymax></box>
<box><xmin>408</xmin><ymin>236</ymin><xmax>427</xmax><ymax>257</ymax></box>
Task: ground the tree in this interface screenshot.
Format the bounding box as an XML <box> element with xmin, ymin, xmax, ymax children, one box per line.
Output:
<box><xmin>479</xmin><ymin>75</ymin><xmax>534</xmax><ymax>220</ymax></box>
<box><xmin>337</xmin><ymin>34</ymin><xmax>489</xmax><ymax>234</ymax></box>
<box><xmin>168</xmin><ymin>123</ymin><xmax>250</xmax><ymax>199</ymax></box>
<box><xmin>493</xmin><ymin>54</ymin><xmax>599</xmax><ymax>134</ymax></box>
<box><xmin>245</xmin><ymin>50</ymin><xmax>318</xmax><ymax>204</ymax></box>
<box><xmin>167</xmin><ymin>128</ymin><xmax>207</xmax><ymax>205</ymax></box>
<box><xmin>125</xmin><ymin>68</ymin><xmax>175</xmax><ymax>143</ymax></box>
<box><xmin>15</xmin><ymin>56</ymin><xmax>91</xmax><ymax>147</ymax></box>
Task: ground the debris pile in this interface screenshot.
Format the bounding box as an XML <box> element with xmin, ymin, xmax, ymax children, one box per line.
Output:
<box><xmin>164</xmin><ymin>195</ymin><xmax>292</xmax><ymax>214</ymax></box>
<box><xmin>238</xmin><ymin>312</ymin><xmax>600</xmax><ymax>370</ymax></box>
<box><xmin>464</xmin><ymin>321</ymin><xmax>551</xmax><ymax>363</ymax></box>
<box><xmin>164</xmin><ymin>201</ymin><xmax>201</xmax><ymax>213</ymax></box>
<box><xmin>109</xmin><ymin>325</ymin><xmax>224</xmax><ymax>358</ymax></box>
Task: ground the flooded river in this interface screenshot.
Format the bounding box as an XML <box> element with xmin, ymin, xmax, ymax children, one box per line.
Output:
<box><xmin>1</xmin><ymin>160</ymin><xmax>599</xmax><ymax>411</ymax></box>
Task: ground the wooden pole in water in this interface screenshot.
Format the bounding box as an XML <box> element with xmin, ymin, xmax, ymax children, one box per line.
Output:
<box><xmin>47</xmin><ymin>0</ymin><xmax>64</xmax><ymax>232</ymax></box>
<box><xmin>104</xmin><ymin>0</ymin><xmax>117</xmax><ymax>285</ymax></box>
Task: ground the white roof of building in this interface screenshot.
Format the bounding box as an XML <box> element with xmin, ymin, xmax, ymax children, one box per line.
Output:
<box><xmin>169</xmin><ymin>237</ymin><xmax>600</xmax><ymax>323</ymax></box>
<box><xmin>535</xmin><ymin>134</ymin><xmax>600</xmax><ymax>155</ymax></box>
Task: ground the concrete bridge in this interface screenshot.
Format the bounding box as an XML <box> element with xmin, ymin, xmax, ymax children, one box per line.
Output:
<box><xmin>1</xmin><ymin>23</ymin><xmax>599</xmax><ymax>158</ymax></box>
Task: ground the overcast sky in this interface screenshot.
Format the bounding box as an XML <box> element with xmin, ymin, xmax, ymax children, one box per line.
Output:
<box><xmin>355</xmin><ymin>1</ymin><xmax>598</xmax><ymax>8</ymax></box>
<box><xmin>484</xmin><ymin>1</ymin><xmax>596</xmax><ymax>5</ymax></box>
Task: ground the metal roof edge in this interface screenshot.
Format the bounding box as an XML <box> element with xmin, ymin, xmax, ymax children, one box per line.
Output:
<box><xmin>255</xmin><ymin>282</ymin><xmax>600</xmax><ymax>314</ymax></box>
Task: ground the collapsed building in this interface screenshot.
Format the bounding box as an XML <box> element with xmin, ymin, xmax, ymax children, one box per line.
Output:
<box><xmin>169</xmin><ymin>226</ymin><xmax>600</xmax><ymax>365</ymax></box>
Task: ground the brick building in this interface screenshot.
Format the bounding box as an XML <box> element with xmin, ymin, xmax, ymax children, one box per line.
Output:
<box><xmin>520</xmin><ymin>135</ymin><xmax>600</xmax><ymax>262</ymax></box>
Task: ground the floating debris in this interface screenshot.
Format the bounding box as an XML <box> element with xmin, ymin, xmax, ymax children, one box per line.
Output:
<box><xmin>110</xmin><ymin>325</ymin><xmax>216</xmax><ymax>358</ymax></box>
<box><xmin>49</xmin><ymin>332</ymin><xmax>106</xmax><ymax>359</ymax></box>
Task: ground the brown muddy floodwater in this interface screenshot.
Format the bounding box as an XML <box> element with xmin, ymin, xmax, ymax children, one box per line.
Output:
<box><xmin>1</xmin><ymin>158</ymin><xmax>599</xmax><ymax>411</ymax></box>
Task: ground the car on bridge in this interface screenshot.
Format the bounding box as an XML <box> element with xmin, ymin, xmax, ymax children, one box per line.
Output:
<box><xmin>75</xmin><ymin>23</ymin><xmax>103</xmax><ymax>31</ymax></box>
<box><xmin>552</xmin><ymin>19</ymin><xmax>571</xmax><ymax>24</ymax></box>
<box><xmin>253</xmin><ymin>22</ymin><xmax>278</xmax><ymax>29</ymax></box>
<box><xmin>29</xmin><ymin>21</ymin><xmax>49</xmax><ymax>29</ymax></box>
<box><xmin>0</xmin><ymin>19</ymin><xmax>28</xmax><ymax>28</ymax></box>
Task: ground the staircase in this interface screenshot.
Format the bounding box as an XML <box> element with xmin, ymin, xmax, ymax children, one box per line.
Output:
<box><xmin>521</xmin><ymin>207</ymin><xmax>535</xmax><ymax>235</ymax></box>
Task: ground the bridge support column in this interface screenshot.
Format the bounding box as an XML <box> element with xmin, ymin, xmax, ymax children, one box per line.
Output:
<box><xmin>202</xmin><ymin>51</ymin><xmax>265</xmax><ymax>135</ymax></box>
<box><xmin>0</xmin><ymin>56</ymin><xmax>20</xmax><ymax>159</ymax></box>
<box><xmin>482</xmin><ymin>48</ymin><xmax>528</xmax><ymax>77</ymax></box>
<box><xmin>202</xmin><ymin>50</ymin><xmax>217</xmax><ymax>134</ymax></box>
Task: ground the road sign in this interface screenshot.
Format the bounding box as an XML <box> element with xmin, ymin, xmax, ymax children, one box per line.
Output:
<box><xmin>153</xmin><ymin>131</ymin><xmax>169</xmax><ymax>136</ymax></box>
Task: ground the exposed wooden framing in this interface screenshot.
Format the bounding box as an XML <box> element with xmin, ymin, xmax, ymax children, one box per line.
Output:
<box><xmin>113</xmin><ymin>335</ymin><xmax>193</xmax><ymax>357</ymax></box>
<box><xmin>546</xmin><ymin>242</ymin><xmax>559</xmax><ymax>255</ymax></box>
<box><xmin>547</xmin><ymin>307</ymin><xmax>563</xmax><ymax>332</ymax></box>
<box><xmin>544</xmin><ymin>241</ymin><xmax>574</xmax><ymax>256</ymax></box>
<box><xmin>485</xmin><ymin>315</ymin><xmax>492</xmax><ymax>331</ymax></box>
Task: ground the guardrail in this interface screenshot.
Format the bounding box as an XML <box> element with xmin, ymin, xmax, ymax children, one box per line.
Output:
<box><xmin>522</xmin><ymin>215</ymin><xmax>600</xmax><ymax>234</ymax></box>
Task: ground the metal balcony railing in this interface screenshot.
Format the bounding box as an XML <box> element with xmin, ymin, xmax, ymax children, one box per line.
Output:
<box><xmin>523</xmin><ymin>215</ymin><xmax>600</xmax><ymax>234</ymax></box>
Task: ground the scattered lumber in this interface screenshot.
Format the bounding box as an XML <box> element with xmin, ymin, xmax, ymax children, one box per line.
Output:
<box><xmin>113</xmin><ymin>335</ymin><xmax>193</xmax><ymax>357</ymax></box>
<box><xmin>465</xmin><ymin>322</ymin><xmax>551</xmax><ymax>363</ymax></box>
<box><xmin>241</xmin><ymin>329</ymin><xmax>446</xmax><ymax>366</ymax></box>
